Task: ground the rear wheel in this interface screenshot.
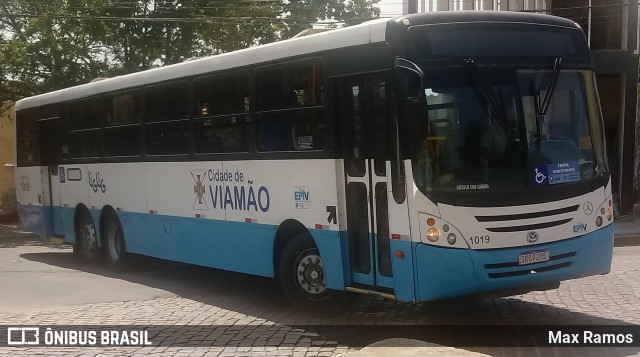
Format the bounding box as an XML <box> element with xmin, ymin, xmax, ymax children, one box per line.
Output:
<box><xmin>278</xmin><ymin>233</ymin><xmax>356</xmax><ymax>313</ymax></box>
<box><xmin>73</xmin><ymin>211</ymin><xmax>100</xmax><ymax>263</ymax></box>
<box><xmin>103</xmin><ymin>214</ymin><xmax>126</xmax><ymax>269</ymax></box>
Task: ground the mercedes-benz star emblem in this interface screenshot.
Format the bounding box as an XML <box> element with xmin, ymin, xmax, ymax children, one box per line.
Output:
<box><xmin>526</xmin><ymin>231</ymin><xmax>539</xmax><ymax>243</ymax></box>
<box><xmin>583</xmin><ymin>202</ymin><xmax>594</xmax><ymax>215</ymax></box>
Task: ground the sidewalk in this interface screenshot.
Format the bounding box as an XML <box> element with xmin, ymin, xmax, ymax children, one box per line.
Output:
<box><xmin>613</xmin><ymin>214</ymin><xmax>640</xmax><ymax>246</ymax></box>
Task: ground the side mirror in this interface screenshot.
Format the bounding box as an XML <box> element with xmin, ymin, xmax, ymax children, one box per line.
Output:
<box><xmin>404</xmin><ymin>96</ymin><xmax>428</xmax><ymax>152</ymax></box>
<box><xmin>394</xmin><ymin>57</ymin><xmax>426</xmax><ymax>139</ymax></box>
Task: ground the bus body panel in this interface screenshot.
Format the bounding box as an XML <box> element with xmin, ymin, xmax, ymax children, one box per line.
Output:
<box><xmin>85</xmin><ymin>163</ymin><xmax>148</xmax><ymax>217</ymax></box>
<box><xmin>405</xmin><ymin>164</ymin><xmax>614</xmax><ymax>251</ymax></box>
<box><xmin>437</xmin><ymin>190</ymin><xmax>612</xmax><ymax>250</ymax></box>
<box><xmin>18</xmin><ymin>204</ymin><xmax>48</xmax><ymax>238</ymax></box>
<box><xmin>414</xmin><ymin>224</ymin><xmax>614</xmax><ymax>301</ymax></box>
<box><xmin>56</xmin><ymin>205</ymin><xmax>77</xmax><ymax>243</ymax></box>
<box><xmin>120</xmin><ymin>211</ymin><xmax>277</xmax><ymax>277</ymax></box>
<box><xmin>16</xmin><ymin>166</ymin><xmax>47</xmax><ymax>237</ymax></box>
<box><xmin>18</xmin><ymin>160</ymin><xmax>347</xmax><ymax>287</ymax></box>
<box><xmin>389</xmin><ymin>239</ymin><xmax>416</xmax><ymax>302</ymax></box>
<box><xmin>49</xmin><ymin>159</ymin><xmax>339</xmax><ymax>227</ymax></box>
<box><xmin>16</xmin><ymin>166</ymin><xmax>45</xmax><ymax>207</ymax></box>
<box><xmin>309</xmin><ymin>228</ymin><xmax>346</xmax><ymax>290</ymax></box>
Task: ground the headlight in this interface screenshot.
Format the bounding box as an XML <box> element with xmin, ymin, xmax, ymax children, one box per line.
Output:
<box><xmin>426</xmin><ymin>227</ymin><xmax>440</xmax><ymax>242</ymax></box>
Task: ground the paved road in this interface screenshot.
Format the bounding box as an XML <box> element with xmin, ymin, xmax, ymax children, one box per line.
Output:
<box><xmin>0</xmin><ymin>225</ymin><xmax>639</xmax><ymax>356</ymax></box>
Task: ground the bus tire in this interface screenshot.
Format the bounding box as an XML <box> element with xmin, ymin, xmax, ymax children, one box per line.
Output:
<box><xmin>278</xmin><ymin>233</ymin><xmax>356</xmax><ymax>313</ymax></box>
<box><xmin>103</xmin><ymin>213</ymin><xmax>127</xmax><ymax>269</ymax></box>
<box><xmin>73</xmin><ymin>211</ymin><xmax>100</xmax><ymax>263</ymax></box>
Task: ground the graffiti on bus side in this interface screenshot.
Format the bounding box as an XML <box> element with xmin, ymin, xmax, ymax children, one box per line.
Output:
<box><xmin>191</xmin><ymin>169</ymin><xmax>270</xmax><ymax>212</ymax></box>
<box><xmin>88</xmin><ymin>171</ymin><xmax>107</xmax><ymax>193</ymax></box>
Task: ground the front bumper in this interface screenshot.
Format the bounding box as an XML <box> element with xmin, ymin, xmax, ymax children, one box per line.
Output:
<box><xmin>413</xmin><ymin>224</ymin><xmax>614</xmax><ymax>301</ymax></box>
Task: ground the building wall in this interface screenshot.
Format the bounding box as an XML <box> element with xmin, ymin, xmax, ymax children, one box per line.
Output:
<box><xmin>0</xmin><ymin>102</ymin><xmax>16</xmax><ymax>201</ymax></box>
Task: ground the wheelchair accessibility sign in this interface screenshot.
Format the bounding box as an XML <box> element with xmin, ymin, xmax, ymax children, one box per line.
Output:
<box><xmin>532</xmin><ymin>161</ymin><xmax>580</xmax><ymax>186</ymax></box>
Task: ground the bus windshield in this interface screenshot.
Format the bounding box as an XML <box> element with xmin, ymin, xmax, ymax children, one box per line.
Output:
<box><xmin>412</xmin><ymin>67</ymin><xmax>607</xmax><ymax>197</ymax></box>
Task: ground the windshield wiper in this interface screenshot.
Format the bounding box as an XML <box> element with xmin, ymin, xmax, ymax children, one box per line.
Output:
<box><xmin>531</xmin><ymin>57</ymin><xmax>563</xmax><ymax>150</ymax></box>
<box><xmin>460</xmin><ymin>57</ymin><xmax>507</xmax><ymax>129</ymax></box>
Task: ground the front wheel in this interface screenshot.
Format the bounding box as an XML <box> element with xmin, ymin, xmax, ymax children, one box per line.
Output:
<box><xmin>278</xmin><ymin>234</ymin><xmax>356</xmax><ymax>313</ymax></box>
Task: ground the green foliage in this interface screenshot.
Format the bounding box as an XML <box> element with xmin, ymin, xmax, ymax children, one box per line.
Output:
<box><xmin>0</xmin><ymin>188</ymin><xmax>17</xmax><ymax>213</ymax></box>
<box><xmin>0</xmin><ymin>0</ymin><xmax>380</xmax><ymax>101</ymax></box>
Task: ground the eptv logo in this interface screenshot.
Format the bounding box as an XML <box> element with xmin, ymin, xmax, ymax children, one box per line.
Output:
<box><xmin>295</xmin><ymin>190</ymin><xmax>309</xmax><ymax>201</ymax></box>
<box><xmin>7</xmin><ymin>327</ymin><xmax>40</xmax><ymax>345</ymax></box>
<box><xmin>294</xmin><ymin>186</ymin><xmax>310</xmax><ymax>209</ymax></box>
<box><xmin>573</xmin><ymin>224</ymin><xmax>587</xmax><ymax>233</ymax></box>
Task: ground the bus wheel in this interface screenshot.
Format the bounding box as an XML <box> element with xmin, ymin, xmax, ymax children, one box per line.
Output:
<box><xmin>73</xmin><ymin>212</ymin><xmax>100</xmax><ymax>263</ymax></box>
<box><xmin>103</xmin><ymin>214</ymin><xmax>126</xmax><ymax>269</ymax></box>
<box><xmin>278</xmin><ymin>234</ymin><xmax>356</xmax><ymax>313</ymax></box>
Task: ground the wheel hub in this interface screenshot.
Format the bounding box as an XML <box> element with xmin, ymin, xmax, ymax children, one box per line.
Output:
<box><xmin>296</xmin><ymin>253</ymin><xmax>326</xmax><ymax>295</ymax></box>
<box><xmin>82</xmin><ymin>224</ymin><xmax>96</xmax><ymax>250</ymax></box>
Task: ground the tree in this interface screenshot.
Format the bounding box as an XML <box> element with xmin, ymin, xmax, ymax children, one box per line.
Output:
<box><xmin>0</xmin><ymin>0</ymin><xmax>380</xmax><ymax>102</ymax></box>
<box><xmin>279</xmin><ymin>0</ymin><xmax>380</xmax><ymax>38</ymax></box>
<box><xmin>0</xmin><ymin>0</ymin><xmax>111</xmax><ymax>100</ymax></box>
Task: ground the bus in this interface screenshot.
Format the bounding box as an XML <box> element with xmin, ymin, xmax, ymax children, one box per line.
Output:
<box><xmin>14</xmin><ymin>11</ymin><xmax>613</xmax><ymax>310</ymax></box>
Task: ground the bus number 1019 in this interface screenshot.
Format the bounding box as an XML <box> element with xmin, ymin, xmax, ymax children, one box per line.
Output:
<box><xmin>469</xmin><ymin>235</ymin><xmax>490</xmax><ymax>245</ymax></box>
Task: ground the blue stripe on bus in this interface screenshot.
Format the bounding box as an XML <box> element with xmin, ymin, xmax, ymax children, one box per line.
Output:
<box><xmin>21</xmin><ymin>204</ymin><xmax>614</xmax><ymax>303</ymax></box>
<box><xmin>390</xmin><ymin>239</ymin><xmax>416</xmax><ymax>302</ymax></box>
<box><xmin>18</xmin><ymin>204</ymin><xmax>48</xmax><ymax>238</ymax></box>
<box><xmin>309</xmin><ymin>228</ymin><xmax>345</xmax><ymax>290</ymax></box>
<box><xmin>33</xmin><ymin>206</ymin><xmax>346</xmax><ymax>290</ymax></box>
<box><xmin>413</xmin><ymin>224</ymin><xmax>614</xmax><ymax>301</ymax></box>
<box><xmin>119</xmin><ymin>211</ymin><xmax>277</xmax><ymax>278</ymax></box>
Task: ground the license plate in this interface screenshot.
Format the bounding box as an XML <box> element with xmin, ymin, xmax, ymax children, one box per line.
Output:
<box><xmin>518</xmin><ymin>249</ymin><xmax>549</xmax><ymax>266</ymax></box>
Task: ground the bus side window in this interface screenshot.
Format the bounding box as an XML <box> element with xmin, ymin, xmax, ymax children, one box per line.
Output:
<box><xmin>69</xmin><ymin>98</ymin><xmax>104</xmax><ymax>159</ymax></box>
<box><xmin>255</xmin><ymin>60</ymin><xmax>325</xmax><ymax>152</ymax></box>
<box><xmin>105</xmin><ymin>91</ymin><xmax>142</xmax><ymax>157</ymax></box>
<box><xmin>145</xmin><ymin>81</ymin><xmax>190</xmax><ymax>156</ymax></box>
<box><xmin>193</xmin><ymin>71</ymin><xmax>249</xmax><ymax>154</ymax></box>
<box><xmin>16</xmin><ymin>110</ymin><xmax>41</xmax><ymax>166</ymax></box>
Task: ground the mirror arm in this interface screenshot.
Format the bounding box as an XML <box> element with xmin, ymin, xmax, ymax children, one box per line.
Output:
<box><xmin>394</xmin><ymin>57</ymin><xmax>425</xmax><ymax>89</ymax></box>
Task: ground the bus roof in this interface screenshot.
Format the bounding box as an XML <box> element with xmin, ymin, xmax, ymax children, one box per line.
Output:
<box><xmin>398</xmin><ymin>10</ymin><xmax>579</xmax><ymax>29</ymax></box>
<box><xmin>15</xmin><ymin>11</ymin><xmax>580</xmax><ymax>111</ymax></box>
<box><xmin>15</xmin><ymin>17</ymin><xmax>389</xmax><ymax>111</ymax></box>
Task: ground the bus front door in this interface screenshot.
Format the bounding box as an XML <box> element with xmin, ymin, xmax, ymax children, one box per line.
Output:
<box><xmin>340</xmin><ymin>75</ymin><xmax>394</xmax><ymax>291</ymax></box>
<box><xmin>39</xmin><ymin>117</ymin><xmax>64</xmax><ymax>237</ymax></box>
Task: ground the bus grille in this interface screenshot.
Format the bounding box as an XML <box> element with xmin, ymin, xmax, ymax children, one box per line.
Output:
<box><xmin>475</xmin><ymin>205</ymin><xmax>579</xmax><ymax>233</ymax></box>
<box><xmin>484</xmin><ymin>252</ymin><xmax>576</xmax><ymax>279</ymax></box>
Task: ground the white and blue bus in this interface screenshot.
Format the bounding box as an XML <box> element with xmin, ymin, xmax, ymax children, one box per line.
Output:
<box><xmin>15</xmin><ymin>11</ymin><xmax>613</xmax><ymax>309</ymax></box>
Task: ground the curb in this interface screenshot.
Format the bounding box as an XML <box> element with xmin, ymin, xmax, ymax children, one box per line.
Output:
<box><xmin>614</xmin><ymin>234</ymin><xmax>640</xmax><ymax>247</ymax></box>
<box><xmin>0</xmin><ymin>212</ymin><xmax>19</xmax><ymax>224</ymax></box>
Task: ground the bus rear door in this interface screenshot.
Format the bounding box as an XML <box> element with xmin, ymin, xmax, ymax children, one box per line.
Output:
<box><xmin>39</xmin><ymin>116</ymin><xmax>64</xmax><ymax>237</ymax></box>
